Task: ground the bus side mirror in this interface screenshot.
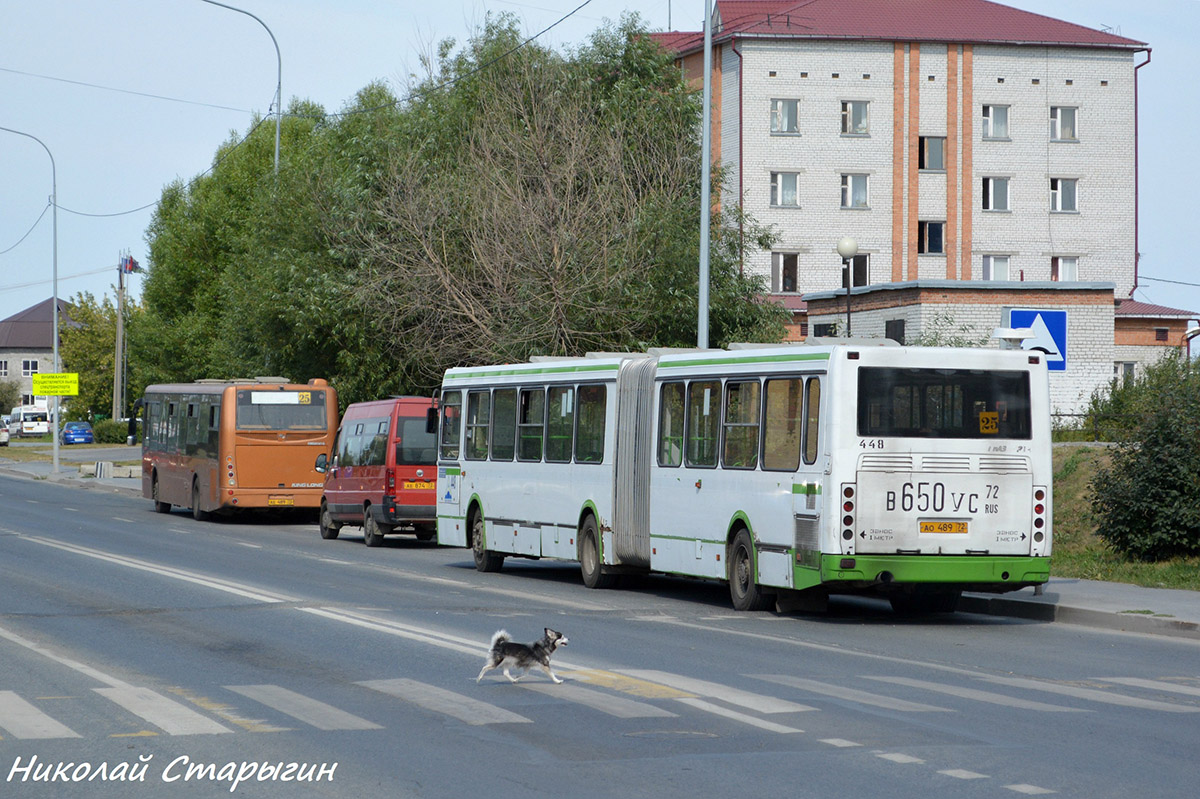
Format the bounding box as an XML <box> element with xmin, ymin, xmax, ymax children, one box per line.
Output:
<box><xmin>426</xmin><ymin>407</ymin><xmax>438</xmax><ymax>435</ymax></box>
<box><xmin>315</xmin><ymin>452</ymin><xmax>328</xmax><ymax>473</ymax></box>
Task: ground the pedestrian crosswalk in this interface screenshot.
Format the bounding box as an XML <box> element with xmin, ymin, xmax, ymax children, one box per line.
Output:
<box><xmin>0</xmin><ymin>671</ymin><xmax>1196</xmax><ymax>741</ymax></box>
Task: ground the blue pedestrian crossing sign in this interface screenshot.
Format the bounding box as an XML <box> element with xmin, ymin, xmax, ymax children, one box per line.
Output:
<box><xmin>1008</xmin><ymin>308</ymin><xmax>1067</xmax><ymax>371</ymax></box>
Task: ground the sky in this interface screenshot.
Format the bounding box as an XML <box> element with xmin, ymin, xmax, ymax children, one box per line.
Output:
<box><xmin>2</xmin><ymin>0</ymin><xmax>1197</xmax><ymax>324</ymax></box>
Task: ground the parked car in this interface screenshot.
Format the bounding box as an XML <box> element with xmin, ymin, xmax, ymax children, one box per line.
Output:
<box><xmin>0</xmin><ymin>425</ymin><xmax>8</xmax><ymax>446</ymax></box>
<box><xmin>60</xmin><ymin>421</ymin><xmax>95</xmax><ymax>445</ymax></box>
<box><xmin>316</xmin><ymin>397</ymin><xmax>437</xmax><ymax>546</ymax></box>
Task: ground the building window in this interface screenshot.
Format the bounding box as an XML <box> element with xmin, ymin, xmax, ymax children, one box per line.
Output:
<box><xmin>772</xmin><ymin>252</ymin><xmax>799</xmax><ymax>293</ymax></box>
<box><xmin>918</xmin><ymin>221</ymin><xmax>945</xmax><ymax>254</ymax></box>
<box><xmin>770</xmin><ymin>172</ymin><xmax>800</xmax><ymax>207</ymax></box>
<box><xmin>840</xmin><ymin>100</ymin><xmax>869</xmax><ymax>134</ymax></box>
<box><xmin>21</xmin><ymin>359</ymin><xmax>39</xmax><ymax>377</ymax></box>
<box><xmin>885</xmin><ymin>319</ymin><xmax>906</xmax><ymax>345</ymax></box>
<box><xmin>982</xmin><ymin>177</ymin><xmax>1010</xmax><ymax>211</ymax></box>
<box><xmin>0</xmin><ymin>359</ymin><xmax>7</xmax><ymax>377</ymax></box>
<box><xmin>841</xmin><ymin>254</ymin><xmax>869</xmax><ymax>288</ymax></box>
<box><xmin>982</xmin><ymin>255</ymin><xmax>1010</xmax><ymax>281</ymax></box>
<box><xmin>1050</xmin><ymin>178</ymin><xmax>1078</xmax><ymax>212</ymax></box>
<box><xmin>919</xmin><ymin>136</ymin><xmax>945</xmax><ymax>170</ymax></box>
<box><xmin>1155</xmin><ymin>328</ymin><xmax>1169</xmax><ymax>342</ymax></box>
<box><xmin>1114</xmin><ymin>362</ymin><xmax>1137</xmax><ymax>385</ymax></box>
<box><xmin>813</xmin><ymin>323</ymin><xmax>838</xmax><ymax>337</ymax></box>
<box><xmin>771</xmin><ymin>98</ymin><xmax>799</xmax><ymax>134</ymax></box>
<box><xmin>1051</xmin><ymin>256</ymin><xmax>1078</xmax><ymax>281</ymax></box>
<box><xmin>1050</xmin><ymin>106</ymin><xmax>1078</xmax><ymax>141</ymax></box>
<box><xmin>840</xmin><ymin>173</ymin><xmax>869</xmax><ymax>208</ymax></box>
<box><xmin>982</xmin><ymin>104</ymin><xmax>1009</xmax><ymax>139</ymax></box>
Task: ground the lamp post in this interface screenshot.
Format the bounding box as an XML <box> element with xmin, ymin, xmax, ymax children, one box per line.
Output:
<box><xmin>201</xmin><ymin>0</ymin><xmax>281</xmax><ymax>174</ymax></box>
<box><xmin>0</xmin><ymin>126</ymin><xmax>59</xmax><ymax>474</ymax></box>
<box><xmin>836</xmin><ymin>236</ymin><xmax>858</xmax><ymax>337</ymax></box>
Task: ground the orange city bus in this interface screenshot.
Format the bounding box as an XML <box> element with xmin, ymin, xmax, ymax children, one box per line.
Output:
<box><xmin>141</xmin><ymin>378</ymin><xmax>337</xmax><ymax>520</ymax></box>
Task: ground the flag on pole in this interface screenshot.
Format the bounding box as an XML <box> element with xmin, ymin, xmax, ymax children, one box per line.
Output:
<box><xmin>120</xmin><ymin>255</ymin><xmax>141</xmax><ymax>273</ymax></box>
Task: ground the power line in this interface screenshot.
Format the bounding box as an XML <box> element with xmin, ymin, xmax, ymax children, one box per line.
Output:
<box><xmin>0</xmin><ymin>65</ymin><xmax>253</xmax><ymax>114</ymax></box>
<box><xmin>0</xmin><ymin>264</ymin><xmax>119</xmax><ymax>295</ymax></box>
<box><xmin>0</xmin><ymin>199</ymin><xmax>51</xmax><ymax>255</ymax></box>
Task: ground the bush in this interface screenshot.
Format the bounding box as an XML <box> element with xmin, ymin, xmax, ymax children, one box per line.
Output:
<box><xmin>92</xmin><ymin>418</ymin><xmax>139</xmax><ymax>444</ymax></box>
<box><xmin>1090</xmin><ymin>351</ymin><xmax>1200</xmax><ymax>561</ymax></box>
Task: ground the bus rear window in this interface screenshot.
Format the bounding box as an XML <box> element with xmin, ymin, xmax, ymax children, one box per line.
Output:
<box><xmin>236</xmin><ymin>390</ymin><xmax>328</xmax><ymax>430</ymax></box>
<box><xmin>857</xmin><ymin>367</ymin><xmax>1031</xmax><ymax>439</ymax></box>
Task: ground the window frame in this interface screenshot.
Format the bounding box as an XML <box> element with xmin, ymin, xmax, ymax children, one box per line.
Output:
<box><xmin>982</xmin><ymin>176</ymin><xmax>1010</xmax><ymax>211</ymax></box>
<box><xmin>1050</xmin><ymin>106</ymin><xmax>1078</xmax><ymax>141</ymax></box>
<box><xmin>721</xmin><ymin>380</ymin><xmax>761</xmax><ymax>470</ymax></box>
<box><xmin>490</xmin><ymin>387</ymin><xmax>517</xmax><ymax>462</ymax></box>
<box><xmin>982</xmin><ymin>254</ymin><xmax>1010</xmax><ymax>281</ymax></box>
<box><xmin>772</xmin><ymin>252</ymin><xmax>799</xmax><ymax>293</ymax></box>
<box><xmin>574</xmin><ymin>383</ymin><xmax>607</xmax><ymax>464</ymax></box>
<box><xmin>1051</xmin><ymin>256</ymin><xmax>1078</xmax><ymax>282</ymax></box>
<box><xmin>840</xmin><ymin>100</ymin><xmax>870</xmax><ymax>135</ymax></box>
<box><xmin>762</xmin><ymin>377</ymin><xmax>804</xmax><ymax>472</ymax></box>
<box><xmin>545</xmin><ymin>385</ymin><xmax>575</xmax><ymax>464</ymax></box>
<box><xmin>918</xmin><ymin>136</ymin><xmax>946</xmax><ymax>171</ymax></box>
<box><xmin>517</xmin><ymin>387</ymin><xmax>545</xmax><ymax>462</ymax></box>
<box><xmin>1050</xmin><ymin>178</ymin><xmax>1078</xmax><ymax>212</ymax></box>
<box><xmin>685</xmin><ymin>380</ymin><xmax>722</xmax><ymax>469</ymax></box>
<box><xmin>917</xmin><ymin>221</ymin><xmax>946</xmax><ymax>255</ymax></box>
<box><xmin>464</xmin><ymin>390</ymin><xmax>491</xmax><ymax>461</ymax></box>
<box><xmin>840</xmin><ymin>173</ymin><xmax>869</xmax><ymax>209</ymax></box>
<box><xmin>770</xmin><ymin>98</ymin><xmax>800</xmax><ymax>135</ymax></box>
<box><xmin>439</xmin><ymin>390</ymin><xmax>463</xmax><ymax>460</ymax></box>
<box><xmin>770</xmin><ymin>171</ymin><xmax>800</xmax><ymax>208</ymax></box>
<box><xmin>21</xmin><ymin>359</ymin><xmax>39</xmax><ymax>377</ymax></box>
<box><xmin>657</xmin><ymin>381</ymin><xmax>686</xmax><ymax>468</ymax></box>
<box><xmin>982</xmin><ymin>104</ymin><xmax>1009</xmax><ymax>139</ymax></box>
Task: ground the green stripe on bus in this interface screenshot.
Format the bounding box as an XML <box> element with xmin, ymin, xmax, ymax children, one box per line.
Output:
<box><xmin>791</xmin><ymin>483</ymin><xmax>822</xmax><ymax>495</ymax></box>
<box><xmin>659</xmin><ymin>352</ymin><xmax>831</xmax><ymax>370</ymax></box>
<box><xmin>442</xmin><ymin>467</ymin><xmax>461</xmax><ymax>476</ymax></box>
<box><xmin>446</xmin><ymin>363</ymin><xmax>621</xmax><ymax>379</ymax></box>
<box><xmin>650</xmin><ymin>534</ymin><xmax>726</xmax><ymax>546</ymax></box>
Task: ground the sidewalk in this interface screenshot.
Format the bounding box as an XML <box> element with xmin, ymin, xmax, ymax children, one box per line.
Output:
<box><xmin>2</xmin><ymin>452</ymin><xmax>1198</xmax><ymax>640</ymax></box>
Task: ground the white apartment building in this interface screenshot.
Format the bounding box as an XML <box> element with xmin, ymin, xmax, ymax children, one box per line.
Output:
<box><xmin>656</xmin><ymin>0</ymin><xmax>1193</xmax><ymax>415</ymax></box>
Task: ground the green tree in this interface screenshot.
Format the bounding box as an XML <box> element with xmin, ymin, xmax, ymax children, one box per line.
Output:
<box><xmin>59</xmin><ymin>292</ymin><xmax>144</xmax><ymax>421</ymax></box>
<box><xmin>0</xmin><ymin>379</ymin><xmax>20</xmax><ymax>414</ymax></box>
<box><xmin>1090</xmin><ymin>351</ymin><xmax>1200</xmax><ymax>560</ymax></box>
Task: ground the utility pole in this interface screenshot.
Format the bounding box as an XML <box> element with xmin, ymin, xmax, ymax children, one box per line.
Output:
<box><xmin>111</xmin><ymin>254</ymin><xmax>125</xmax><ymax>421</ymax></box>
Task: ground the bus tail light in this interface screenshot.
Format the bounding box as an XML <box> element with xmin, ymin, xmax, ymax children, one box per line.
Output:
<box><xmin>385</xmin><ymin>468</ymin><xmax>397</xmax><ymax>497</ymax></box>
<box><xmin>1031</xmin><ymin>486</ymin><xmax>1048</xmax><ymax>551</ymax></box>
<box><xmin>841</xmin><ymin>483</ymin><xmax>856</xmax><ymax>553</ymax></box>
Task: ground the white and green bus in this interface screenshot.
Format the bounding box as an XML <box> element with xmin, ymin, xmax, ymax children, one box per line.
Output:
<box><xmin>436</xmin><ymin>342</ymin><xmax>1051</xmax><ymax>613</ymax></box>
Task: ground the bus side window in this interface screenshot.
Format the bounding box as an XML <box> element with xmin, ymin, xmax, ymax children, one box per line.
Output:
<box><xmin>722</xmin><ymin>380</ymin><xmax>760</xmax><ymax>470</ymax></box>
<box><xmin>546</xmin><ymin>386</ymin><xmax>574</xmax><ymax>463</ymax></box>
<box><xmin>763</xmin><ymin>378</ymin><xmax>802</xmax><ymax>471</ymax></box>
<box><xmin>439</xmin><ymin>391</ymin><xmax>462</xmax><ymax>460</ymax></box>
<box><xmin>517</xmin><ymin>388</ymin><xmax>545</xmax><ymax>462</ymax></box>
<box><xmin>575</xmin><ymin>384</ymin><xmax>606</xmax><ymax>464</ymax></box>
<box><xmin>803</xmin><ymin>377</ymin><xmax>822</xmax><ymax>465</ymax></box>
<box><xmin>491</xmin><ymin>389</ymin><xmax>517</xmax><ymax>461</ymax></box>
<box><xmin>657</xmin><ymin>382</ymin><xmax>685</xmax><ymax>467</ymax></box>
<box><xmin>686</xmin><ymin>381</ymin><xmax>721</xmax><ymax>468</ymax></box>
<box><xmin>465</xmin><ymin>391</ymin><xmax>490</xmax><ymax>461</ymax></box>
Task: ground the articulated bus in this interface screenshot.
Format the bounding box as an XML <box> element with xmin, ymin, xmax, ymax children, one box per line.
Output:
<box><xmin>436</xmin><ymin>342</ymin><xmax>1051</xmax><ymax>613</ymax></box>
<box><xmin>141</xmin><ymin>378</ymin><xmax>337</xmax><ymax>519</ymax></box>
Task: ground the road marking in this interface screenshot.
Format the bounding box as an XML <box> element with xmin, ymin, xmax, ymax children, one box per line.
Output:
<box><xmin>358</xmin><ymin>678</ymin><xmax>530</xmax><ymax>725</ymax></box>
<box><xmin>877</xmin><ymin>752</ymin><xmax>924</xmax><ymax>764</ymax></box>
<box><xmin>978</xmin><ymin>674</ymin><xmax>1199</xmax><ymax>712</ymax></box>
<box><xmin>520</xmin><ymin>683</ymin><xmax>677</xmax><ymax>718</ymax></box>
<box><xmin>226</xmin><ymin>685</ymin><xmax>381</xmax><ymax>730</ymax></box>
<box><xmin>619</xmin><ymin>670</ymin><xmax>816</xmax><ymax>714</ymax></box>
<box><xmin>0</xmin><ymin>622</ymin><xmax>132</xmax><ymax>689</ymax></box>
<box><xmin>112</xmin><ymin>518</ymin><xmax>135</xmax><ymax>524</ymax></box>
<box><xmin>864</xmin><ymin>676</ymin><xmax>1084</xmax><ymax>713</ymax></box>
<box><xmin>168</xmin><ymin>686</ymin><xmax>290</xmax><ymax>733</ymax></box>
<box><xmin>236</xmin><ymin>542</ymin><xmax>262</xmax><ymax>549</ymax></box>
<box><xmin>300</xmin><ymin>608</ymin><xmax>485</xmax><ymax>658</ymax></box>
<box><xmin>941</xmin><ymin>769</ymin><xmax>989</xmax><ymax>780</ymax></box>
<box><xmin>752</xmin><ymin>674</ymin><xmax>951</xmax><ymax>712</ymax></box>
<box><xmin>17</xmin><ymin>536</ymin><xmax>296</xmax><ymax>603</ymax></box>
<box><xmin>1097</xmin><ymin>677</ymin><xmax>1200</xmax><ymax>697</ymax></box>
<box><xmin>1005</xmin><ymin>785</ymin><xmax>1056</xmax><ymax>795</ymax></box>
<box><xmin>0</xmin><ymin>691</ymin><xmax>80</xmax><ymax>739</ymax></box>
<box><xmin>94</xmin><ymin>687</ymin><xmax>231</xmax><ymax>735</ymax></box>
<box><xmin>673</xmin><ymin>698</ymin><xmax>802</xmax><ymax>734</ymax></box>
<box><xmin>820</xmin><ymin>738</ymin><xmax>862</xmax><ymax>748</ymax></box>
<box><xmin>568</xmin><ymin>669</ymin><xmax>694</xmax><ymax>699</ymax></box>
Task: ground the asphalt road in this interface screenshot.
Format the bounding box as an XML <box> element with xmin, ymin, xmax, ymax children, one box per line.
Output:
<box><xmin>1</xmin><ymin>473</ymin><xmax>1198</xmax><ymax>798</ymax></box>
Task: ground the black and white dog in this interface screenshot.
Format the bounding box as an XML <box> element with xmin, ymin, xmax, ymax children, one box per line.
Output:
<box><xmin>476</xmin><ymin>628</ymin><xmax>569</xmax><ymax>684</ymax></box>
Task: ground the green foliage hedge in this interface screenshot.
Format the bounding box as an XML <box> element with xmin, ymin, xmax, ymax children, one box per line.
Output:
<box><xmin>1090</xmin><ymin>352</ymin><xmax>1200</xmax><ymax>560</ymax></box>
<box><xmin>91</xmin><ymin>418</ymin><xmax>139</xmax><ymax>445</ymax></box>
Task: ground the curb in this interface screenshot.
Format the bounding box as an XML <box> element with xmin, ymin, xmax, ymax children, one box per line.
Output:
<box><xmin>960</xmin><ymin>594</ymin><xmax>1200</xmax><ymax>640</ymax></box>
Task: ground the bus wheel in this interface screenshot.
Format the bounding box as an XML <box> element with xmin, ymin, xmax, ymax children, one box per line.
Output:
<box><xmin>191</xmin><ymin>479</ymin><xmax>211</xmax><ymax>522</ymax></box>
<box><xmin>363</xmin><ymin>510</ymin><xmax>385</xmax><ymax>547</ymax></box>
<box><xmin>414</xmin><ymin>524</ymin><xmax>436</xmax><ymax>542</ymax></box>
<box><xmin>470</xmin><ymin>509</ymin><xmax>504</xmax><ymax>572</ymax></box>
<box><xmin>580</xmin><ymin>516</ymin><xmax>614</xmax><ymax>589</ymax></box>
<box><xmin>319</xmin><ymin>501</ymin><xmax>340</xmax><ymax>540</ymax></box>
<box><xmin>729</xmin><ymin>529</ymin><xmax>770</xmax><ymax>611</ymax></box>
<box><xmin>152</xmin><ymin>476</ymin><xmax>171</xmax><ymax>514</ymax></box>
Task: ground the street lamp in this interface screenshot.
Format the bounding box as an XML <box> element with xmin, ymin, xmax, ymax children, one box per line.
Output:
<box><xmin>201</xmin><ymin>0</ymin><xmax>281</xmax><ymax>174</ymax></box>
<box><xmin>836</xmin><ymin>236</ymin><xmax>858</xmax><ymax>337</ymax></box>
<box><xmin>0</xmin><ymin>126</ymin><xmax>59</xmax><ymax>475</ymax></box>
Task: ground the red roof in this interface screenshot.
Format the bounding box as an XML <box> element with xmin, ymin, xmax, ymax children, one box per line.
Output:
<box><xmin>652</xmin><ymin>0</ymin><xmax>1146</xmax><ymax>53</ymax></box>
<box><xmin>1115</xmin><ymin>299</ymin><xmax>1197</xmax><ymax>318</ymax></box>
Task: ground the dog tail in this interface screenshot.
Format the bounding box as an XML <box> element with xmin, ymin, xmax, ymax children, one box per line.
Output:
<box><xmin>489</xmin><ymin>630</ymin><xmax>511</xmax><ymax>650</ymax></box>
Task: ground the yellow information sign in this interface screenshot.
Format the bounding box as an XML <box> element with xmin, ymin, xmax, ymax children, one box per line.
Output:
<box><xmin>31</xmin><ymin>373</ymin><xmax>79</xmax><ymax>396</ymax></box>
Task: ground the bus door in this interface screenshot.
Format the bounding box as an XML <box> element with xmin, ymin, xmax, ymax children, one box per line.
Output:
<box><xmin>436</xmin><ymin>391</ymin><xmax>466</xmax><ymax>546</ymax></box>
<box><xmin>764</xmin><ymin>375</ymin><xmax>825</xmax><ymax>572</ymax></box>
